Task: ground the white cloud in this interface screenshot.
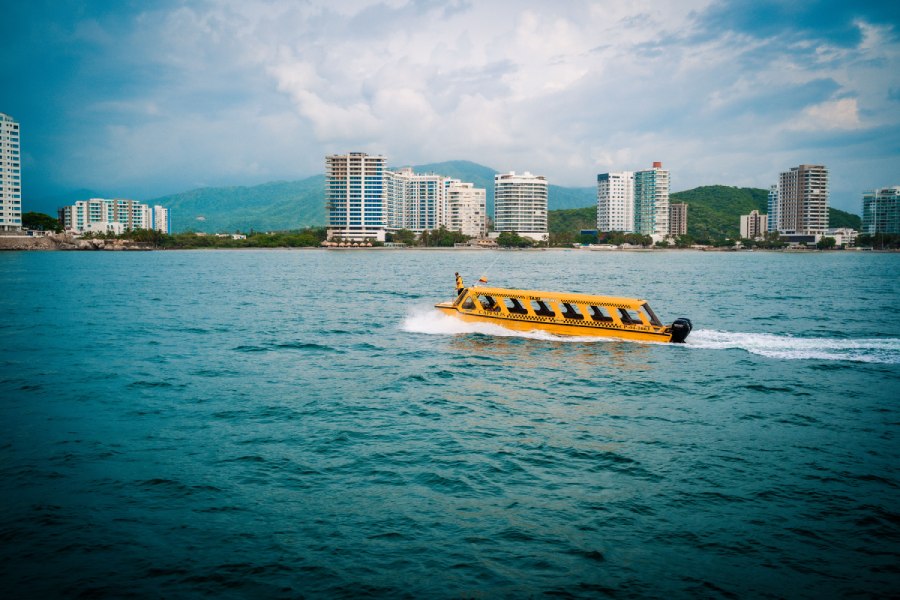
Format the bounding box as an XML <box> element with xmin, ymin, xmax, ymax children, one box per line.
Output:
<box><xmin>27</xmin><ymin>0</ymin><xmax>900</xmax><ymax>212</ymax></box>
<box><xmin>792</xmin><ymin>98</ymin><xmax>863</xmax><ymax>131</ymax></box>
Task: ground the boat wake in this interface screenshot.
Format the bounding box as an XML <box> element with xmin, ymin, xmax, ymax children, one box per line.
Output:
<box><xmin>686</xmin><ymin>330</ymin><xmax>900</xmax><ymax>364</ymax></box>
<box><xmin>402</xmin><ymin>308</ymin><xmax>900</xmax><ymax>364</ymax></box>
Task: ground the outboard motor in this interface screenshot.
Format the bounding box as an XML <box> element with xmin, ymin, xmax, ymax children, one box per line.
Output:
<box><xmin>670</xmin><ymin>318</ymin><xmax>693</xmax><ymax>343</ymax></box>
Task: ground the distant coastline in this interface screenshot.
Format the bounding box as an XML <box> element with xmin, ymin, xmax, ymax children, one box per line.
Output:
<box><xmin>2</xmin><ymin>234</ymin><xmax>894</xmax><ymax>253</ymax></box>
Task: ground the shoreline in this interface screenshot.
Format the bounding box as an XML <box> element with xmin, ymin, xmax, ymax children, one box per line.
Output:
<box><xmin>0</xmin><ymin>234</ymin><xmax>155</xmax><ymax>251</ymax></box>
<box><xmin>1</xmin><ymin>236</ymin><xmax>895</xmax><ymax>253</ymax></box>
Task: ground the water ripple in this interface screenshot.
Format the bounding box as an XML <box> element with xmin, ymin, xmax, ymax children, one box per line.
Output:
<box><xmin>1</xmin><ymin>250</ymin><xmax>898</xmax><ymax>598</ymax></box>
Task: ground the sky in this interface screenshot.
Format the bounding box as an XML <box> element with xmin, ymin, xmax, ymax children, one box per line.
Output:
<box><xmin>2</xmin><ymin>0</ymin><xmax>899</xmax><ymax>214</ymax></box>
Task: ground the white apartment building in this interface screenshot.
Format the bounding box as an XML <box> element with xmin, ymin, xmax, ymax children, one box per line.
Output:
<box><xmin>326</xmin><ymin>152</ymin><xmax>387</xmax><ymax>242</ymax></box>
<box><xmin>385</xmin><ymin>168</ymin><xmax>447</xmax><ymax>233</ymax></box>
<box><xmin>60</xmin><ymin>199</ymin><xmax>169</xmax><ymax>234</ymax></box>
<box><xmin>824</xmin><ymin>227</ymin><xmax>858</xmax><ymax>247</ymax></box>
<box><xmin>597</xmin><ymin>171</ymin><xmax>634</xmax><ymax>232</ymax></box>
<box><xmin>493</xmin><ymin>171</ymin><xmax>548</xmax><ymax>241</ymax></box>
<box><xmin>0</xmin><ymin>112</ymin><xmax>22</xmax><ymax>232</ymax></box>
<box><xmin>633</xmin><ymin>162</ymin><xmax>670</xmax><ymax>240</ymax></box>
<box><xmin>774</xmin><ymin>164</ymin><xmax>828</xmax><ymax>235</ymax></box>
<box><xmin>862</xmin><ymin>186</ymin><xmax>900</xmax><ymax>234</ymax></box>
<box><xmin>446</xmin><ymin>180</ymin><xmax>486</xmax><ymax>238</ymax></box>
<box><xmin>152</xmin><ymin>205</ymin><xmax>171</xmax><ymax>234</ymax></box>
<box><xmin>740</xmin><ymin>209</ymin><xmax>768</xmax><ymax>239</ymax></box>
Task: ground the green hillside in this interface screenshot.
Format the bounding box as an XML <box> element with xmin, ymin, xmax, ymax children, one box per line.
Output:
<box><xmin>670</xmin><ymin>185</ymin><xmax>768</xmax><ymax>240</ymax></box>
<box><xmin>549</xmin><ymin>185</ymin><xmax>862</xmax><ymax>241</ymax></box>
<box><xmin>548</xmin><ymin>206</ymin><xmax>596</xmax><ymax>234</ymax></box>
<box><xmin>828</xmin><ymin>207</ymin><xmax>862</xmax><ymax>230</ymax></box>
<box><xmin>672</xmin><ymin>185</ymin><xmax>862</xmax><ymax>239</ymax></box>
<box><xmin>150</xmin><ymin>177</ymin><xmax>326</xmax><ymax>233</ymax></box>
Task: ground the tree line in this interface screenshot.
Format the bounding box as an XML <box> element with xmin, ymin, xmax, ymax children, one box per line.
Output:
<box><xmin>21</xmin><ymin>211</ymin><xmax>899</xmax><ymax>249</ymax></box>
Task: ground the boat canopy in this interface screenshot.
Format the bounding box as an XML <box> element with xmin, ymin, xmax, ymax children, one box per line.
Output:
<box><xmin>461</xmin><ymin>286</ymin><xmax>650</xmax><ymax>310</ymax></box>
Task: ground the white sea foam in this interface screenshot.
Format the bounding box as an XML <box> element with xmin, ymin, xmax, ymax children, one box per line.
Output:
<box><xmin>686</xmin><ymin>330</ymin><xmax>900</xmax><ymax>363</ymax></box>
<box><xmin>402</xmin><ymin>308</ymin><xmax>900</xmax><ymax>364</ymax></box>
<box><xmin>401</xmin><ymin>307</ymin><xmax>610</xmax><ymax>343</ymax></box>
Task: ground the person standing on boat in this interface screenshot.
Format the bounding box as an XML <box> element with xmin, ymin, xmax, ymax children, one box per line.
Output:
<box><xmin>455</xmin><ymin>272</ymin><xmax>464</xmax><ymax>296</ymax></box>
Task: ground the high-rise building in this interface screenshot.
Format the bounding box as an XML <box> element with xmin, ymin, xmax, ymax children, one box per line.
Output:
<box><xmin>326</xmin><ymin>152</ymin><xmax>387</xmax><ymax>242</ymax></box>
<box><xmin>740</xmin><ymin>209</ymin><xmax>768</xmax><ymax>239</ymax></box>
<box><xmin>60</xmin><ymin>198</ymin><xmax>167</xmax><ymax>234</ymax></box>
<box><xmin>597</xmin><ymin>171</ymin><xmax>634</xmax><ymax>232</ymax></box>
<box><xmin>668</xmin><ymin>202</ymin><xmax>688</xmax><ymax>236</ymax></box>
<box><xmin>446</xmin><ymin>180</ymin><xmax>486</xmax><ymax>238</ymax></box>
<box><xmin>774</xmin><ymin>164</ymin><xmax>828</xmax><ymax>235</ymax></box>
<box><xmin>0</xmin><ymin>113</ymin><xmax>22</xmax><ymax>232</ymax></box>
<box><xmin>385</xmin><ymin>168</ymin><xmax>447</xmax><ymax>233</ymax></box>
<box><xmin>152</xmin><ymin>205</ymin><xmax>171</xmax><ymax>234</ymax></box>
<box><xmin>633</xmin><ymin>162</ymin><xmax>670</xmax><ymax>239</ymax></box>
<box><xmin>767</xmin><ymin>185</ymin><xmax>779</xmax><ymax>233</ymax></box>
<box><xmin>862</xmin><ymin>186</ymin><xmax>900</xmax><ymax>234</ymax></box>
<box><xmin>493</xmin><ymin>171</ymin><xmax>548</xmax><ymax>241</ymax></box>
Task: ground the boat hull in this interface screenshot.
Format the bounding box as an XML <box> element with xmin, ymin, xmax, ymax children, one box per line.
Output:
<box><xmin>435</xmin><ymin>303</ymin><xmax>675</xmax><ymax>343</ymax></box>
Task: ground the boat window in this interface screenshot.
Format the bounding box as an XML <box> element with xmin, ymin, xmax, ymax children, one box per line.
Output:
<box><xmin>641</xmin><ymin>303</ymin><xmax>662</xmax><ymax>326</ymax></box>
<box><xmin>504</xmin><ymin>297</ymin><xmax>528</xmax><ymax>314</ymax></box>
<box><xmin>618</xmin><ymin>308</ymin><xmax>643</xmax><ymax>325</ymax></box>
<box><xmin>561</xmin><ymin>302</ymin><xmax>584</xmax><ymax>320</ymax></box>
<box><xmin>530</xmin><ymin>299</ymin><xmax>556</xmax><ymax>317</ymax></box>
<box><xmin>478</xmin><ymin>295</ymin><xmax>499</xmax><ymax>311</ymax></box>
<box><xmin>461</xmin><ymin>296</ymin><xmax>475</xmax><ymax>310</ymax></box>
<box><xmin>589</xmin><ymin>306</ymin><xmax>613</xmax><ymax>322</ymax></box>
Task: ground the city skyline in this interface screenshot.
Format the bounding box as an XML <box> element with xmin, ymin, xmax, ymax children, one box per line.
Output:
<box><xmin>2</xmin><ymin>1</ymin><xmax>900</xmax><ymax>214</ymax></box>
<box><xmin>325</xmin><ymin>152</ymin><xmax>488</xmax><ymax>242</ymax></box>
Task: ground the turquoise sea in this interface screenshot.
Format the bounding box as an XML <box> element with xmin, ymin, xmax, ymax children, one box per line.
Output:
<box><xmin>1</xmin><ymin>249</ymin><xmax>898</xmax><ymax>598</ymax></box>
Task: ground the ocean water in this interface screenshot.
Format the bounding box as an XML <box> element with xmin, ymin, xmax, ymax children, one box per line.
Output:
<box><xmin>1</xmin><ymin>249</ymin><xmax>898</xmax><ymax>598</ymax></box>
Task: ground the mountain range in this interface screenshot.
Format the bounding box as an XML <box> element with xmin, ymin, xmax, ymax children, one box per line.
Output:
<box><xmin>151</xmin><ymin>177</ymin><xmax>328</xmax><ymax>234</ymax></box>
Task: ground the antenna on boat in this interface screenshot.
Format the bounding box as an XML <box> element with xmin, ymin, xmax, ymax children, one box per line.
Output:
<box><xmin>477</xmin><ymin>252</ymin><xmax>503</xmax><ymax>286</ymax></box>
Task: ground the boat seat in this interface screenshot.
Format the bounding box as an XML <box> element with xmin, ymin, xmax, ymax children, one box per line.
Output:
<box><xmin>589</xmin><ymin>306</ymin><xmax>613</xmax><ymax>322</ymax></box>
<box><xmin>505</xmin><ymin>298</ymin><xmax>528</xmax><ymax>314</ymax></box>
<box><xmin>480</xmin><ymin>295</ymin><xmax>499</xmax><ymax>310</ymax></box>
<box><xmin>618</xmin><ymin>308</ymin><xmax>639</xmax><ymax>324</ymax></box>
<box><xmin>532</xmin><ymin>300</ymin><xmax>555</xmax><ymax>317</ymax></box>
<box><xmin>561</xmin><ymin>303</ymin><xmax>584</xmax><ymax>320</ymax></box>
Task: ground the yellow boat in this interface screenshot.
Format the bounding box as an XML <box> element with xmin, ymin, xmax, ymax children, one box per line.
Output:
<box><xmin>435</xmin><ymin>275</ymin><xmax>692</xmax><ymax>343</ymax></box>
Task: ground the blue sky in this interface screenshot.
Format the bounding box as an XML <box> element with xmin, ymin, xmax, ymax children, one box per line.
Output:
<box><xmin>2</xmin><ymin>0</ymin><xmax>899</xmax><ymax>214</ymax></box>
